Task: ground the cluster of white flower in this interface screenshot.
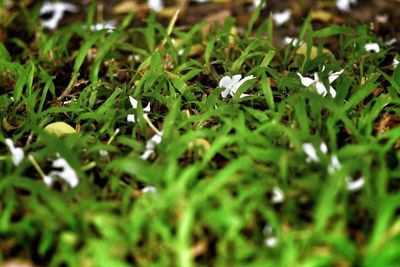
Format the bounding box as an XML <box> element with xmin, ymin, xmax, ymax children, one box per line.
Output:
<box><xmin>297</xmin><ymin>67</ymin><xmax>344</xmax><ymax>98</ymax></box>
<box><xmin>126</xmin><ymin>94</ymin><xmax>163</xmax><ymax>161</ymax></box>
<box><xmin>40</xmin><ymin>2</ymin><xmax>117</xmax><ymax>32</ymax></box>
<box><xmin>127</xmin><ymin>96</ymin><xmax>151</xmax><ymax>123</ymax></box>
<box><xmin>4</xmin><ymin>138</ymin><xmax>79</xmax><ymax>188</ymax></box>
<box><xmin>303</xmin><ymin>142</ymin><xmax>365</xmax><ymax>192</ymax></box>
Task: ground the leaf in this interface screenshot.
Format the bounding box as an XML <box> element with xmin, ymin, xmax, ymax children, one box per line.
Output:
<box><xmin>296</xmin><ymin>44</ymin><xmax>332</xmax><ymax>60</ymax></box>
<box><xmin>43</xmin><ymin>122</ymin><xmax>77</xmax><ymax>137</ymax></box>
<box><xmin>113</xmin><ymin>1</ymin><xmax>138</xmax><ymax>14</ymax></box>
<box><xmin>311</xmin><ymin>10</ymin><xmax>333</xmax><ymax>22</ymax></box>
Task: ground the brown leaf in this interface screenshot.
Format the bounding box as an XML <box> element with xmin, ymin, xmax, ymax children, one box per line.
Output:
<box><xmin>201</xmin><ymin>10</ymin><xmax>231</xmax><ymax>36</ymax></box>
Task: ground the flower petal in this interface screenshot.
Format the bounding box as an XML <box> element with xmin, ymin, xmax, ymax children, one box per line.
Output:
<box><xmin>45</xmin><ymin>157</ymin><xmax>79</xmax><ymax>188</ymax></box>
<box><xmin>232</xmin><ymin>75</ymin><xmax>254</xmax><ymax>94</ymax></box>
<box><xmin>297</xmin><ymin>73</ymin><xmax>315</xmax><ymax>87</ymax></box>
<box><xmin>364</xmin><ymin>43</ymin><xmax>380</xmax><ymax>53</ymax></box>
<box><xmin>273</xmin><ymin>9</ymin><xmax>292</xmax><ymax>26</ymax></box>
<box><xmin>143</xmin><ymin>103</ymin><xmax>151</xmax><ymax>112</ymax></box>
<box><xmin>303</xmin><ymin>143</ymin><xmax>319</xmax><ymax>163</ymax></box>
<box><xmin>127</xmin><ymin>114</ymin><xmax>136</xmax><ymax>123</ymax></box>
<box><xmin>329</xmin><ymin>86</ymin><xmax>337</xmax><ymax>98</ymax></box>
<box><xmin>5</xmin><ymin>138</ymin><xmax>24</xmax><ymax>166</ymax></box>
<box><xmin>129</xmin><ymin>96</ymin><xmax>138</xmax><ymax>109</ymax></box>
<box><xmin>328</xmin><ymin>155</ymin><xmax>342</xmax><ymax>174</ymax></box>
<box><xmin>271</xmin><ymin>187</ymin><xmax>285</xmax><ymax>204</ymax></box>
<box><xmin>315</xmin><ymin>81</ymin><xmax>328</xmax><ymax>97</ymax></box>
<box><xmin>347</xmin><ymin>176</ymin><xmax>365</xmax><ymax>191</ymax></box>
<box><xmin>328</xmin><ymin>69</ymin><xmax>344</xmax><ymax>84</ymax></box>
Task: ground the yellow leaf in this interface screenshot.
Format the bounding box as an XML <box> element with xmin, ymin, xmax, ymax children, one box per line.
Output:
<box><xmin>43</xmin><ymin>122</ymin><xmax>76</xmax><ymax>137</ymax></box>
<box><xmin>296</xmin><ymin>44</ymin><xmax>333</xmax><ymax>60</ymax></box>
<box><xmin>311</xmin><ymin>10</ymin><xmax>333</xmax><ymax>22</ymax></box>
<box><xmin>113</xmin><ymin>1</ymin><xmax>138</xmax><ymax>14</ymax></box>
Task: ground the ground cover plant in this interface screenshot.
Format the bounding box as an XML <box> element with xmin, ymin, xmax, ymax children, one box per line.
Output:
<box><xmin>1</xmin><ymin>0</ymin><xmax>400</xmax><ymax>266</ymax></box>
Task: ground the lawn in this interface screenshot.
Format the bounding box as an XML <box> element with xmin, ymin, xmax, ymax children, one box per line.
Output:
<box><xmin>1</xmin><ymin>0</ymin><xmax>400</xmax><ymax>266</ymax></box>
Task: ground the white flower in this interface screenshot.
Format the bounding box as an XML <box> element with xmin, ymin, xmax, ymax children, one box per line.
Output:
<box><xmin>336</xmin><ymin>0</ymin><xmax>357</xmax><ymax>12</ymax></box>
<box><xmin>148</xmin><ymin>0</ymin><xmax>164</xmax><ymax>12</ymax></box>
<box><xmin>273</xmin><ymin>9</ymin><xmax>291</xmax><ymax>27</ymax></box>
<box><xmin>297</xmin><ymin>68</ymin><xmax>343</xmax><ymax>98</ymax></box>
<box><xmin>283</xmin><ymin>37</ymin><xmax>303</xmax><ymax>46</ymax></box>
<box><xmin>364</xmin><ymin>43</ymin><xmax>380</xmax><ymax>53</ymax></box>
<box><xmin>393</xmin><ymin>58</ymin><xmax>399</xmax><ymax>68</ymax></box>
<box><xmin>5</xmin><ymin>139</ymin><xmax>24</xmax><ymax>166</ymax></box>
<box><xmin>328</xmin><ymin>154</ymin><xmax>342</xmax><ymax>174</ymax></box>
<box><xmin>303</xmin><ymin>142</ymin><xmax>365</xmax><ymax>192</ymax></box>
<box><xmin>252</xmin><ymin>0</ymin><xmax>266</xmax><ymax>9</ymax></box>
<box><xmin>141</xmin><ymin>186</ymin><xmax>157</xmax><ymax>193</ymax></box>
<box><xmin>127</xmin><ymin>96</ymin><xmax>151</xmax><ymax>123</ymax></box>
<box><xmin>40</xmin><ymin>1</ymin><xmax>78</xmax><ymax>30</ymax></box>
<box><xmin>140</xmin><ymin>132</ymin><xmax>163</xmax><ymax>160</ymax></box>
<box><xmin>44</xmin><ymin>156</ymin><xmax>79</xmax><ymax>188</ymax></box>
<box><xmin>89</xmin><ymin>20</ymin><xmax>117</xmax><ymax>33</ymax></box>
<box><xmin>346</xmin><ymin>176</ymin><xmax>365</xmax><ymax>191</ymax></box>
<box><xmin>303</xmin><ymin>143</ymin><xmax>324</xmax><ymax>163</ymax></box>
<box><xmin>271</xmin><ymin>187</ymin><xmax>285</xmax><ymax>204</ymax></box>
<box><xmin>263</xmin><ymin>226</ymin><xmax>278</xmax><ymax>248</ymax></box>
<box><xmin>219</xmin><ymin>74</ymin><xmax>255</xmax><ymax>98</ymax></box>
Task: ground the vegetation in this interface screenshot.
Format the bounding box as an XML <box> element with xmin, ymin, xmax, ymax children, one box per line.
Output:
<box><xmin>1</xmin><ymin>1</ymin><xmax>400</xmax><ymax>266</ymax></box>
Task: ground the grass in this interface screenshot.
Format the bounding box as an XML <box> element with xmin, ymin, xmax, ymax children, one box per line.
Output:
<box><xmin>1</xmin><ymin>1</ymin><xmax>400</xmax><ymax>266</ymax></box>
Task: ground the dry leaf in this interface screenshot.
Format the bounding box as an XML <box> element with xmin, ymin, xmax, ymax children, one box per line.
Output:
<box><xmin>201</xmin><ymin>10</ymin><xmax>231</xmax><ymax>36</ymax></box>
<box><xmin>2</xmin><ymin>117</ymin><xmax>22</xmax><ymax>131</ymax></box>
<box><xmin>158</xmin><ymin>7</ymin><xmax>179</xmax><ymax>18</ymax></box>
<box><xmin>311</xmin><ymin>10</ymin><xmax>333</xmax><ymax>22</ymax></box>
<box><xmin>188</xmin><ymin>138</ymin><xmax>210</xmax><ymax>157</ymax></box>
<box><xmin>296</xmin><ymin>44</ymin><xmax>333</xmax><ymax>60</ymax></box>
<box><xmin>113</xmin><ymin>1</ymin><xmax>138</xmax><ymax>14</ymax></box>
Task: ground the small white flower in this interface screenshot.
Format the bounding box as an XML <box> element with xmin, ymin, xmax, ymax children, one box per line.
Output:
<box><xmin>127</xmin><ymin>96</ymin><xmax>151</xmax><ymax>123</ymax></box>
<box><xmin>140</xmin><ymin>132</ymin><xmax>163</xmax><ymax>160</ymax></box>
<box><xmin>99</xmin><ymin>150</ymin><xmax>109</xmax><ymax>157</ymax></box>
<box><xmin>271</xmin><ymin>187</ymin><xmax>285</xmax><ymax>204</ymax></box>
<box><xmin>262</xmin><ymin>226</ymin><xmax>278</xmax><ymax>248</ymax></box>
<box><xmin>283</xmin><ymin>37</ymin><xmax>303</xmax><ymax>46</ymax></box>
<box><xmin>148</xmin><ymin>0</ymin><xmax>164</xmax><ymax>12</ymax></box>
<box><xmin>346</xmin><ymin>176</ymin><xmax>365</xmax><ymax>191</ymax></box>
<box><xmin>273</xmin><ymin>9</ymin><xmax>292</xmax><ymax>27</ymax></box>
<box><xmin>364</xmin><ymin>43</ymin><xmax>380</xmax><ymax>53</ymax></box>
<box><xmin>328</xmin><ymin>155</ymin><xmax>342</xmax><ymax>174</ymax></box>
<box><xmin>40</xmin><ymin>1</ymin><xmax>78</xmax><ymax>30</ymax></box>
<box><xmin>297</xmin><ymin>68</ymin><xmax>343</xmax><ymax>98</ymax></box>
<box><xmin>393</xmin><ymin>58</ymin><xmax>399</xmax><ymax>68</ymax></box>
<box><xmin>5</xmin><ymin>138</ymin><xmax>24</xmax><ymax>166</ymax></box>
<box><xmin>264</xmin><ymin>237</ymin><xmax>279</xmax><ymax>247</ymax></box>
<box><xmin>89</xmin><ymin>20</ymin><xmax>117</xmax><ymax>33</ymax></box>
<box><xmin>44</xmin><ymin>156</ymin><xmax>79</xmax><ymax>188</ymax></box>
<box><xmin>219</xmin><ymin>74</ymin><xmax>255</xmax><ymax>99</ymax></box>
<box><xmin>336</xmin><ymin>0</ymin><xmax>357</xmax><ymax>12</ymax></box>
<box><xmin>303</xmin><ymin>143</ymin><xmax>322</xmax><ymax>163</ymax></box>
<box><xmin>252</xmin><ymin>0</ymin><xmax>266</xmax><ymax>9</ymax></box>
<box><xmin>141</xmin><ymin>185</ymin><xmax>157</xmax><ymax>193</ymax></box>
